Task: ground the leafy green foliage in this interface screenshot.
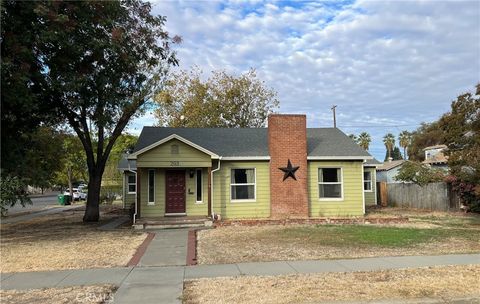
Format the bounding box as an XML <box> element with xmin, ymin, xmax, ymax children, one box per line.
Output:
<box><xmin>54</xmin><ymin>135</ymin><xmax>87</xmax><ymax>191</ymax></box>
<box><xmin>1</xmin><ymin>1</ymin><xmax>59</xmax><ymax>177</ymax></box>
<box><xmin>439</xmin><ymin>84</ymin><xmax>480</xmax><ymax>210</ymax></box>
<box><xmin>0</xmin><ymin>174</ymin><xmax>31</xmax><ymax>216</ymax></box>
<box><xmin>102</xmin><ymin>133</ymin><xmax>138</xmax><ymax>194</ymax></box>
<box><xmin>1</xmin><ymin>0</ymin><xmax>179</xmax><ymax>221</ymax></box>
<box><xmin>394</xmin><ymin>161</ymin><xmax>445</xmax><ymax>186</ymax></box>
<box><xmin>357</xmin><ymin>132</ymin><xmax>371</xmax><ymax>150</ymax></box>
<box><xmin>408</xmin><ymin>122</ymin><xmax>444</xmax><ymax>161</ymax></box>
<box><xmin>23</xmin><ymin>127</ymin><xmax>64</xmax><ymax>191</ymax></box>
<box><xmin>398</xmin><ymin>130</ymin><xmax>412</xmax><ymax>159</ymax></box>
<box><xmin>383</xmin><ymin>133</ymin><xmax>395</xmax><ymax>160</ymax></box>
<box><xmin>155</xmin><ymin>68</ymin><xmax>279</xmax><ymax>127</ymax></box>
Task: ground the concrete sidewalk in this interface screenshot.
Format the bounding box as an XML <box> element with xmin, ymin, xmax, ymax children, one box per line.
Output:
<box><xmin>1</xmin><ymin>253</ymin><xmax>479</xmax><ymax>303</ymax></box>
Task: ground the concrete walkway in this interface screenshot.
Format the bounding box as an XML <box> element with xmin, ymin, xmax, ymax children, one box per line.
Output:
<box><xmin>137</xmin><ymin>229</ymin><xmax>189</xmax><ymax>267</ymax></box>
<box><xmin>1</xmin><ymin>205</ymin><xmax>83</xmax><ymax>224</ymax></box>
<box><xmin>1</xmin><ymin>253</ymin><xmax>479</xmax><ymax>303</ymax></box>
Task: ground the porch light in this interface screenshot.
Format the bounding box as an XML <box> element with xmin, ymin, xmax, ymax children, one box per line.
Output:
<box><xmin>189</xmin><ymin>170</ymin><xmax>195</xmax><ymax>178</ymax></box>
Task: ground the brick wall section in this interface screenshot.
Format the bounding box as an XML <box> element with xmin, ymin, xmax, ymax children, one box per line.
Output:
<box><xmin>268</xmin><ymin>114</ymin><xmax>309</xmax><ymax>218</ymax></box>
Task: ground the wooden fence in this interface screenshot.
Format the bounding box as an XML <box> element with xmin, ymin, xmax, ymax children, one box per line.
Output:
<box><xmin>377</xmin><ymin>182</ymin><xmax>461</xmax><ymax>211</ymax></box>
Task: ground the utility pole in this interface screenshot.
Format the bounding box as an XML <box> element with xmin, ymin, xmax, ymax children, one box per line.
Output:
<box><xmin>331</xmin><ymin>105</ymin><xmax>337</xmax><ymax>128</ymax></box>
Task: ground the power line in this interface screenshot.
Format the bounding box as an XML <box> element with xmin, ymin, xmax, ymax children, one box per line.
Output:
<box><xmin>338</xmin><ymin>124</ymin><xmax>419</xmax><ymax>128</ymax></box>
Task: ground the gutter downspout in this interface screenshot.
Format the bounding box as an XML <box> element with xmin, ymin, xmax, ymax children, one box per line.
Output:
<box><xmin>127</xmin><ymin>161</ymin><xmax>137</xmax><ymax>224</ymax></box>
<box><xmin>122</xmin><ymin>171</ymin><xmax>126</xmax><ymax>210</ymax></box>
<box><xmin>210</xmin><ymin>157</ymin><xmax>222</xmax><ymax>220</ymax></box>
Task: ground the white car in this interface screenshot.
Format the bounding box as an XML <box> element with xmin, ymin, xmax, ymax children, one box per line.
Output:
<box><xmin>64</xmin><ymin>188</ymin><xmax>87</xmax><ymax>201</ymax></box>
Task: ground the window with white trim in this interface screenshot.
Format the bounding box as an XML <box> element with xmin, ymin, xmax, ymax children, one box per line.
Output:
<box><xmin>196</xmin><ymin>169</ymin><xmax>203</xmax><ymax>203</ymax></box>
<box><xmin>127</xmin><ymin>175</ymin><xmax>136</xmax><ymax>194</ymax></box>
<box><xmin>318</xmin><ymin>168</ymin><xmax>342</xmax><ymax>199</ymax></box>
<box><xmin>364</xmin><ymin>171</ymin><xmax>372</xmax><ymax>191</ymax></box>
<box><xmin>148</xmin><ymin>169</ymin><xmax>155</xmax><ymax>204</ymax></box>
<box><xmin>231</xmin><ymin>168</ymin><xmax>255</xmax><ymax>201</ymax></box>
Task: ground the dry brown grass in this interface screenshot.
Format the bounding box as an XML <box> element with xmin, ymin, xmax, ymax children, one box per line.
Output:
<box><xmin>0</xmin><ymin>206</ymin><xmax>146</xmax><ymax>273</ymax></box>
<box><xmin>184</xmin><ymin>265</ymin><xmax>480</xmax><ymax>304</ymax></box>
<box><xmin>197</xmin><ymin>225</ymin><xmax>480</xmax><ymax>264</ymax></box>
<box><xmin>0</xmin><ymin>284</ymin><xmax>116</xmax><ymax>304</ymax></box>
<box><xmin>198</xmin><ymin>210</ymin><xmax>480</xmax><ymax>264</ymax></box>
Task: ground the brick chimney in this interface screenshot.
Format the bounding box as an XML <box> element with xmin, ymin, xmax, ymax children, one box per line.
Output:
<box><xmin>268</xmin><ymin>114</ymin><xmax>309</xmax><ymax>218</ymax></box>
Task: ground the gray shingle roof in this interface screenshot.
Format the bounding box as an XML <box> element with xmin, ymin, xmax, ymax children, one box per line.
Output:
<box><xmin>132</xmin><ymin>127</ymin><xmax>373</xmax><ymax>158</ymax></box>
<box><xmin>118</xmin><ymin>153</ymin><xmax>137</xmax><ymax>170</ymax></box>
<box><xmin>364</xmin><ymin>158</ymin><xmax>382</xmax><ymax>166</ymax></box>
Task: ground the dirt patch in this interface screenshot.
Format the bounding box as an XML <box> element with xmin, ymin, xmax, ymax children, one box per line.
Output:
<box><xmin>184</xmin><ymin>265</ymin><xmax>480</xmax><ymax>304</ymax></box>
<box><xmin>197</xmin><ymin>224</ymin><xmax>480</xmax><ymax>264</ymax></box>
<box><xmin>0</xmin><ymin>284</ymin><xmax>116</xmax><ymax>304</ymax></box>
<box><xmin>0</xmin><ymin>206</ymin><xmax>146</xmax><ymax>273</ymax></box>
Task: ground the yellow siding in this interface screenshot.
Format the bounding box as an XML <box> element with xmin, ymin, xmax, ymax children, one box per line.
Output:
<box><xmin>136</xmin><ymin>139</ymin><xmax>212</xmax><ymax>168</ymax></box>
<box><xmin>364</xmin><ymin>167</ymin><xmax>377</xmax><ymax>206</ymax></box>
<box><xmin>308</xmin><ymin>161</ymin><xmax>364</xmax><ymax>217</ymax></box>
<box><xmin>213</xmin><ymin>161</ymin><xmax>270</xmax><ymax>219</ymax></box>
<box><xmin>185</xmin><ymin>169</ymin><xmax>208</xmax><ymax>216</ymax></box>
<box><xmin>123</xmin><ymin>173</ymin><xmax>136</xmax><ymax>207</ymax></box>
<box><xmin>139</xmin><ymin>168</ymin><xmax>166</xmax><ymax>217</ymax></box>
<box><xmin>138</xmin><ymin>168</ymin><xmax>208</xmax><ymax>217</ymax></box>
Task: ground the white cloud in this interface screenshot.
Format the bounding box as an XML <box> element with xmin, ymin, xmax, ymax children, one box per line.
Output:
<box><xmin>128</xmin><ymin>0</ymin><xmax>480</xmax><ymax>160</ymax></box>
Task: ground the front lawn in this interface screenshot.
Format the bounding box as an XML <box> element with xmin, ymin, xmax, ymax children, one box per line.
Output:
<box><xmin>0</xmin><ymin>206</ymin><xmax>146</xmax><ymax>273</ymax></box>
<box><xmin>1</xmin><ymin>284</ymin><xmax>116</xmax><ymax>304</ymax></box>
<box><xmin>184</xmin><ymin>265</ymin><xmax>480</xmax><ymax>304</ymax></box>
<box><xmin>197</xmin><ymin>210</ymin><xmax>480</xmax><ymax>264</ymax></box>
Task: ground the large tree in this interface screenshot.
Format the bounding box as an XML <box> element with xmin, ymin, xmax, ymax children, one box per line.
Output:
<box><xmin>408</xmin><ymin>122</ymin><xmax>444</xmax><ymax>161</ymax></box>
<box><xmin>439</xmin><ymin>84</ymin><xmax>480</xmax><ymax>210</ymax></box>
<box><xmin>155</xmin><ymin>68</ymin><xmax>279</xmax><ymax>127</ymax></box>
<box><xmin>382</xmin><ymin>133</ymin><xmax>395</xmax><ymax>160</ymax></box>
<box><xmin>1</xmin><ymin>1</ymin><xmax>179</xmax><ymax>221</ymax></box>
<box><xmin>357</xmin><ymin>132</ymin><xmax>371</xmax><ymax>151</ymax></box>
<box><xmin>398</xmin><ymin>130</ymin><xmax>412</xmax><ymax>160</ymax></box>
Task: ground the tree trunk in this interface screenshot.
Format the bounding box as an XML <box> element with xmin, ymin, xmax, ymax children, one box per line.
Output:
<box><xmin>83</xmin><ymin>173</ymin><xmax>102</xmax><ymax>222</ymax></box>
<box><xmin>68</xmin><ymin>167</ymin><xmax>73</xmax><ymax>198</ymax></box>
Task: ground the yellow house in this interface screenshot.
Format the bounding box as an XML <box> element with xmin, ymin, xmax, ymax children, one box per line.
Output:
<box><xmin>118</xmin><ymin>114</ymin><xmax>378</xmax><ymax>223</ymax></box>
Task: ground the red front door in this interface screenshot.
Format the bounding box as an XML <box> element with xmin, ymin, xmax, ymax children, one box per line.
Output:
<box><xmin>165</xmin><ymin>170</ymin><xmax>186</xmax><ymax>214</ymax></box>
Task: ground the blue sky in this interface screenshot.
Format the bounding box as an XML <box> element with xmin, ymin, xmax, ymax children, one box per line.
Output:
<box><xmin>128</xmin><ymin>0</ymin><xmax>480</xmax><ymax>161</ymax></box>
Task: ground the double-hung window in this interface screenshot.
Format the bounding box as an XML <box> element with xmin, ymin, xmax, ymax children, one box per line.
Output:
<box><xmin>318</xmin><ymin>168</ymin><xmax>343</xmax><ymax>199</ymax></box>
<box><xmin>127</xmin><ymin>175</ymin><xmax>136</xmax><ymax>194</ymax></box>
<box><xmin>148</xmin><ymin>169</ymin><xmax>155</xmax><ymax>205</ymax></box>
<box><xmin>364</xmin><ymin>171</ymin><xmax>372</xmax><ymax>191</ymax></box>
<box><xmin>231</xmin><ymin>169</ymin><xmax>256</xmax><ymax>201</ymax></box>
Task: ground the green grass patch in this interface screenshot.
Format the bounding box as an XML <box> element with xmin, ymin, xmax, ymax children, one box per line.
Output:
<box><xmin>275</xmin><ymin>225</ymin><xmax>478</xmax><ymax>248</ymax></box>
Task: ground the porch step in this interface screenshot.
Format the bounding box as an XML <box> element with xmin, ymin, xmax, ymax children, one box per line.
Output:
<box><xmin>134</xmin><ymin>217</ymin><xmax>213</xmax><ymax>230</ymax></box>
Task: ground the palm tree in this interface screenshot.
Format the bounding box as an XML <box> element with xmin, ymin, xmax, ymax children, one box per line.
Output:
<box><xmin>357</xmin><ymin>132</ymin><xmax>371</xmax><ymax>150</ymax></box>
<box><xmin>348</xmin><ymin>133</ymin><xmax>358</xmax><ymax>143</ymax></box>
<box><xmin>383</xmin><ymin>133</ymin><xmax>395</xmax><ymax>160</ymax></box>
<box><xmin>398</xmin><ymin>130</ymin><xmax>412</xmax><ymax>160</ymax></box>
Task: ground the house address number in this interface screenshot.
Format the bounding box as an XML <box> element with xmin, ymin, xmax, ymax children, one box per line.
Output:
<box><xmin>170</xmin><ymin>161</ymin><xmax>180</xmax><ymax>166</ymax></box>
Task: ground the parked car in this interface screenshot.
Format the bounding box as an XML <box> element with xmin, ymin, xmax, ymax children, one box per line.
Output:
<box><xmin>64</xmin><ymin>188</ymin><xmax>87</xmax><ymax>201</ymax></box>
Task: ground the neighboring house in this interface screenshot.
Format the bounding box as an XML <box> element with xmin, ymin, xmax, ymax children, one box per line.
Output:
<box><xmin>363</xmin><ymin>158</ymin><xmax>381</xmax><ymax>206</ymax></box>
<box><xmin>119</xmin><ymin>114</ymin><xmax>376</xmax><ymax>222</ymax></box>
<box><xmin>422</xmin><ymin>144</ymin><xmax>448</xmax><ymax>170</ymax></box>
<box><xmin>376</xmin><ymin>160</ymin><xmax>406</xmax><ymax>183</ymax></box>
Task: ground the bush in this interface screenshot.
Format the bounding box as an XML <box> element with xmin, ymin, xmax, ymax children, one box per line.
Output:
<box><xmin>394</xmin><ymin>161</ymin><xmax>445</xmax><ymax>186</ymax></box>
<box><xmin>445</xmin><ymin>175</ymin><xmax>480</xmax><ymax>212</ymax></box>
<box><xmin>100</xmin><ymin>184</ymin><xmax>121</xmax><ymax>205</ymax></box>
<box><xmin>0</xmin><ymin>174</ymin><xmax>31</xmax><ymax>216</ymax></box>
